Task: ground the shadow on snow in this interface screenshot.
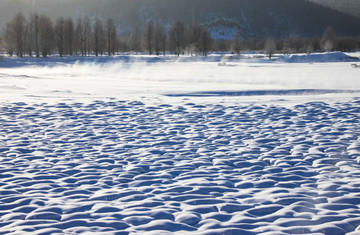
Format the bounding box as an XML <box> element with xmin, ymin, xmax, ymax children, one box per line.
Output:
<box><xmin>164</xmin><ymin>89</ymin><xmax>360</xmax><ymax>97</ymax></box>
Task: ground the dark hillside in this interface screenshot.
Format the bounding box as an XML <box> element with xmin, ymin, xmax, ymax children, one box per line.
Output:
<box><xmin>309</xmin><ymin>0</ymin><xmax>360</xmax><ymax>18</ymax></box>
<box><xmin>1</xmin><ymin>0</ymin><xmax>360</xmax><ymax>39</ymax></box>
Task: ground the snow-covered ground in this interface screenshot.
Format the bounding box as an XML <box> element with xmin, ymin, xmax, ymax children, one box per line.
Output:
<box><xmin>1</xmin><ymin>52</ymin><xmax>360</xmax><ymax>234</ymax></box>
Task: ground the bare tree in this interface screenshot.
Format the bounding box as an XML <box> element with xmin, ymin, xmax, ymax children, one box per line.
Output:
<box><xmin>75</xmin><ymin>18</ymin><xmax>84</xmax><ymax>55</ymax></box>
<box><xmin>39</xmin><ymin>15</ymin><xmax>53</xmax><ymax>57</ymax></box>
<box><xmin>83</xmin><ymin>17</ymin><xmax>92</xmax><ymax>56</ymax></box>
<box><xmin>105</xmin><ymin>18</ymin><xmax>117</xmax><ymax>56</ymax></box>
<box><xmin>281</xmin><ymin>39</ymin><xmax>292</xmax><ymax>56</ymax></box>
<box><xmin>6</xmin><ymin>13</ymin><xmax>28</xmax><ymax>57</ymax></box>
<box><xmin>143</xmin><ymin>21</ymin><xmax>154</xmax><ymax>55</ymax></box>
<box><xmin>130</xmin><ymin>27</ymin><xmax>141</xmax><ymax>53</ymax></box>
<box><xmin>264</xmin><ymin>38</ymin><xmax>276</xmax><ymax>59</ymax></box>
<box><xmin>160</xmin><ymin>27</ymin><xmax>167</xmax><ymax>56</ymax></box>
<box><xmin>304</xmin><ymin>40</ymin><xmax>315</xmax><ymax>54</ymax></box>
<box><xmin>64</xmin><ymin>18</ymin><xmax>75</xmax><ymax>56</ymax></box>
<box><xmin>169</xmin><ymin>21</ymin><xmax>185</xmax><ymax>56</ymax></box>
<box><xmin>187</xmin><ymin>22</ymin><xmax>202</xmax><ymax>55</ymax></box>
<box><xmin>185</xmin><ymin>22</ymin><xmax>212</xmax><ymax>56</ymax></box>
<box><xmin>55</xmin><ymin>17</ymin><xmax>65</xmax><ymax>57</ymax></box>
<box><xmin>93</xmin><ymin>18</ymin><xmax>104</xmax><ymax>56</ymax></box>
<box><xmin>29</xmin><ymin>13</ymin><xmax>40</xmax><ymax>57</ymax></box>
<box><xmin>3</xmin><ymin>21</ymin><xmax>15</xmax><ymax>56</ymax></box>
<box><xmin>0</xmin><ymin>35</ymin><xmax>3</xmax><ymax>53</ymax></box>
<box><xmin>231</xmin><ymin>31</ymin><xmax>242</xmax><ymax>56</ymax></box>
<box><xmin>154</xmin><ymin>23</ymin><xmax>166</xmax><ymax>56</ymax></box>
<box><xmin>117</xmin><ymin>35</ymin><xmax>128</xmax><ymax>53</ymax></box>
<box><xmin>321</xmin><ymin>26</ymin><xmax>337</xmax><ymax>52</ymax></box>
<box><xmin>15</xmin><ymin>13</ymin><xmax>27</xmax><ymax>57</ymax></box>
<box><xmin>75</xmin><ymin>17</ymin><xmax>92</xmax><ymax>56</ymax></box>
<box><xmin>199</xmin><ymin>26</ymin><xmax>212</xmax><ymax>56</ymax></box>
<box><xmin>24</xmin><ymin>22</ymin><xmax>32</xmax><ymax>57</ymax></box>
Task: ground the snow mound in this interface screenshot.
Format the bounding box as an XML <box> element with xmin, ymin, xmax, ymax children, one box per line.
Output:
<box><xmin>285</xmin><ymin>52</ymin><xmax>358</xmax><ymax>63</ymax></box>
<box><xmin>1</xmin><ymin>100</ymin><xmax>360</xmax><ymax>234</ymax></box>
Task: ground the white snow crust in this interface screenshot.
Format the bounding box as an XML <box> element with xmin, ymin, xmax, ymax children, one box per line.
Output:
<box><xmin>1</xmin><ymin>52</ymin><xmax>360</xmax><ymax>234</ymax></box>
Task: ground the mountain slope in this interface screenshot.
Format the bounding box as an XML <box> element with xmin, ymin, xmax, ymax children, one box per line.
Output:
<box><xmin>308</xmin><ymin>0</ymin><xmax>360</xmax><ymax>18</ymax></box>
<box><xmin>1</xmin><ymin>0</ymin><xmax>360</xmax><ymax>39</ymax></box>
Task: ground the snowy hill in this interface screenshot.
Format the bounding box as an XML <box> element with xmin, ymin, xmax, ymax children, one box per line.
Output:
<box><xmin>1</xmin><ymin>0</ymin><xmax>360</xmax><ymax>39</ymax></box>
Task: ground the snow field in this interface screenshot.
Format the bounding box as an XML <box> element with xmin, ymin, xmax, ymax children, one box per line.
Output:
<box><xmin>0</xmin><ymin>52</ymin><xmax>360</xmax><ymax>105</ymax></box>
<box><xmin>1</xmin><ymin>99</ymin><xmax>360</xmax><ymax>234</ymax></box>
<box><xmin>1</xmin><ymin>52</ymin><xmax>360</xmax><ymax>234</ymax></box>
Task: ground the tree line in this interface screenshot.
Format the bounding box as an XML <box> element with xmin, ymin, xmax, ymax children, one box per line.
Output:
<box><xmin>0</xmin><ymin>12</ymin><xmax>212</xmax><ymax>58</ymax></box>
<box><xmin>225</xmin><ymin>26</ymin><xmax>360</xmax><ymax>58</ymax></box>
<box><xmin>1</xmin><ymin>13</ymin><xmax>360</xmax><ymax>58</ymax></box>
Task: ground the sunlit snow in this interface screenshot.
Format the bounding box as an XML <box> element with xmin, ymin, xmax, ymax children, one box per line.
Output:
<box><xmin>1</xmin><ymin>52</ymin><xmax>360</xmax><ymax>234</ymax></box>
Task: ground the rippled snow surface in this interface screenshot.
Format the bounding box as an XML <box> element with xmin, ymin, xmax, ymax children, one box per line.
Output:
<box><xmin>1</xmin><ymin>99</ymin><xmax>360</xmax><ymax>234</ymax></box>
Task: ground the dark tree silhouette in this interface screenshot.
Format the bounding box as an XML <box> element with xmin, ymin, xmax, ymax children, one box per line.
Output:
<box><xmin>143</xmin><ymin>21</ymin><xmax>154</xmax><ymax>55</ymax></box>
<box><xmin>105</xmin><ymin>18</ymin><xmax>117</xmax><ymax>56</ymax></box>
<box><xmin>64</xmin><ymin>18</ymin><xmax>75</xmax><ymax>56</ymax></box>
<box><xmin>231</xmin><ymin>31</ymin><xmax>242</xmax><ymax>56</ymax></box>
<box><xmin>199</xmin><ymin>26</ymin><xmax>212</xmax><ymax>56</ymax></box>
<box><xmin>169</xmin><ymin>21</ymin><xmax>185</xmax><ymax>56</ymax></box>
<box><xmin>29</xmin><ymin>13</ymin><xmax>40</xmax><ymax>57</ymax></box>
<box><xmin>154</xmin><ymin>23</ymin><xmax>166</xmax><ymax>56</ymax></box>
<box><xmin>187</xmin><ymin>22</ymin><xmax>202</xmax><ymax>55</ymax></box>
<box><xmin>75</xmin><ymin>17</ymin><xmax>92</xmax><ymax>56</ymax></box>
<box><xmin>93</xmin><ymin>18</ymin><xmax>104</xmax><ymax>56</ymax></box>
<box><xmin>3</xmin><ymin>21</ymin><xmax>15</xmax><ymax>56</ymax></box>
<box><xmin>39</xmin><ymin>15</ymin><xmax>54</xmax><ymax>57</ymax></box>
<box><xmin>264</xmin><ymin>38</ymin><xmax>276</xmax><ymax>59</ymax></box>
<box><xmin>5</xmin><ymin>13</ymin><xmax>28</xmax><ymax>57</ymax></box>
<box><xmin>55</xmin><ymin>17</ymin><xmax>66</xmax><ymax>57</ymax></box>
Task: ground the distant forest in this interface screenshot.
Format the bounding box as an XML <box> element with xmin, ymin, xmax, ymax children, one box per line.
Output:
<box><xmin>1</xmin><ymin>13</ymin><xmax>212</xmax><ymax>58</ymax></box>
<box><xmin>1</xmin><ymin>0</ymin><xmax>360</xmax><ymax>39</ymax></box>
<box><xmin>1</xmin><ymin>12</ymin><xmax>359</xmax><ymax>58</ymax></box>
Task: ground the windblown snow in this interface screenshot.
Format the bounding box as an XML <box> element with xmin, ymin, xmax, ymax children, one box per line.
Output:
<box><xmin>1</xmin><ymin>52</ymin><xmax>360</xmax><ymax>234</ymax></box>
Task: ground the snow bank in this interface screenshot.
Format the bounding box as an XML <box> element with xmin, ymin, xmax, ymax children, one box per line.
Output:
<box><xmin>1</xmin><ymin>52</ymin><xmax>359</xmax><ymax>70</ymax></box>
<box><xmin>284</xmin><ymin>52</ymin><xmax>358</xmax><ymax>63</ymax></box>
<box><xmin>0</xmin><ymin>55</ymin><xmax>176</xmax><ymax>69</ymax></box>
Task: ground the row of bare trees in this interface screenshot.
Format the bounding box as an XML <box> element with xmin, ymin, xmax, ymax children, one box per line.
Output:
<box><xmin>227</xmin><ymin>26</ymin><xmax>360</xmax><ymax>58</ymax></box>
<box><xmin>2</xmin><ymin>13</ymin><xmax>359</xmax><ymax>58</ymax></box>
<box><xmin>1</xmin><ymin>13</ymin><xmax>118</xmax><ymax>57</ymax></box>
<box><xmin>0</xmin><ymin>13</ymin><xmax>213</xmax><ymax>58</ymax></box>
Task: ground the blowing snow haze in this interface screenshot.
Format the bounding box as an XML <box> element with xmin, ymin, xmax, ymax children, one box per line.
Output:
<box><xmin>1</xmin><ymin>0</ymin><xmax>360</xmax><ymax>39</ymax></box>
